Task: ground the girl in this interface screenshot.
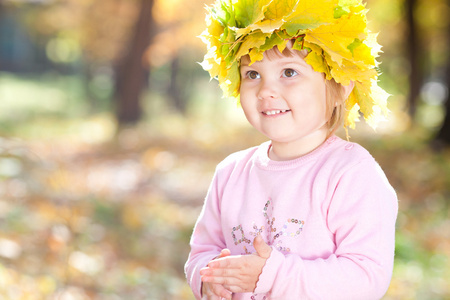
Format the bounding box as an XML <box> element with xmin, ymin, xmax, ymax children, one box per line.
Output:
<box><xmin>185</xmin><ymin>1</ymin><xmax>398</xmax><ymax>299</ymax></box>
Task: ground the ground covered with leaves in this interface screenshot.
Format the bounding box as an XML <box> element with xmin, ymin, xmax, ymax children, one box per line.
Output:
<box><xmin>0</xmin><ymin>112</ymin><xmax>449</xmax><ymax>299</ymax></box>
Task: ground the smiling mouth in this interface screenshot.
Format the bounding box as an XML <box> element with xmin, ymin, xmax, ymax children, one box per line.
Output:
<box><xmin>263</xmin><ymin>109</ymin><xmax>291</xmax><ymax>116</ymax></box>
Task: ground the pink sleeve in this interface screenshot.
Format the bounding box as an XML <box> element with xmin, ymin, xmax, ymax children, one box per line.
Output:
<box><xmin>254</xmin><ymin>159</ymin><xmax>398</xmax><ymax>300</ymax></box>
<box><xmin>184</xmin><ymin>171</ymin><xmax>226</xmax><ymax>300</ymax></box>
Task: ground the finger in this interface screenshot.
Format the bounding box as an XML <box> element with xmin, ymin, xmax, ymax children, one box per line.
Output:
<box><xmin>202</xmin><ymin>284</ymin><xmax>220</xmax><ymax>300</ymax></box>
<box><xmin>201</xmin><ymin>266</ymin><xmax>237</xmax><ymax>278</ymax></box>
<box><xmin>202</xmin><ymin>273</ymin><xmax>242</xmax><ymax>287</ymax></box>
<box><xmin>203</xmin><ymin>283</ymin><xmax>232</xmax><ymax>300</ymax></box>
<box><xmin>207</xmin><ymin>255</ymin><xmax>243</xmax><ymax>269</ymax></box>
<box><xmin>219</xmin><ymin>249</ymin><xmax>231</xmax><ymax>258</ymax></box>
<box><xmin>201</xmin><ymin>292</ymin><xmax>220</xmax><ymax>300</ymax></box>
<box><xmin>253</xmin><ymin>235</ymin><xmax>272</xmax><ymax>259</ymax></box>
<box><xmin>213</xmin><ymin>284</ymin><xmax>232</xmax><ymax>300</ymax></box>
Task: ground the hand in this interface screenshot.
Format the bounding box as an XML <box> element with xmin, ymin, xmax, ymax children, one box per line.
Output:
<box><xmin>201</xmin><ymin>249</ymin><xmax>233</xmax><ymax>299</ymax></box>
<box><xmin>200</xmin><ymin>236</ymin><xmax>272</xmax><ymax>294</ymax></box>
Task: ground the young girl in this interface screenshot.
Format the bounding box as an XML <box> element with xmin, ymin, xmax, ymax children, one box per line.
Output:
<box><xmin>185</xmin><ymin>1</ymin><xmax>398</xmax><ymax>299</ymax></box>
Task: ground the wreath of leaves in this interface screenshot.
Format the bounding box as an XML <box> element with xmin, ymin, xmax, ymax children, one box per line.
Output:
<box><xmin>200</xmin><ymin>0</ymin><xmax>390</xmax><ymax>129</ymax></box>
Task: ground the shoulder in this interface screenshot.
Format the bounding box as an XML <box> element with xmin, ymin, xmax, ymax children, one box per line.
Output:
<box><xmin>325</xmin><ymin>137</ymin><xmax>395</xmax><ymax>192</ymax></box>
<box><xmin>321</xmin><ymin>136</ymin><xmax>375</xmax><ymax>170</ymax></box>
<box><xmin>318</xmin><ymin>136</ymin><xmax>393</xmax><ymax>186</ymax></box>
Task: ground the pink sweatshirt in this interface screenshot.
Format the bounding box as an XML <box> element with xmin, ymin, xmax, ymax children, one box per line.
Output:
<box><xmin>185</xmin><ymin>136</ymin><xmax>398</xmax><ymax>299</ymax></box>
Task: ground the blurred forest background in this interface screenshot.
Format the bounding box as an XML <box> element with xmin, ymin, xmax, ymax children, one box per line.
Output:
<box><xmin>0</xmin><ymin>0</ymin><xmax>449</xmax><ymax>299</ymax></box>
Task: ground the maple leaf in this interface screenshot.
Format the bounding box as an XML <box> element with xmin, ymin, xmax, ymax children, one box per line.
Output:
<box><xmin>234</xmin><ymin>0</ymin><xmax>272</xmax><ymax>28</ymax></box>
<box><xmin>235</xmin><ymin>18</ymin><xmax>285</xmax><ymax>37</ymax></box>
<box><xmin>264</xmin><ymin>0</ymin><xmax>299</xmax><ymax>20</ymax></box>
<box><xmin>305</xmin><ymin>49</ymin><xmax>332</xmax><ymax>79</ymax></box>
<box><xmin>325</xmin><ymin>54</ymin><xmax>377</xmax><ymax>85</ymax></box>
<box><xmin>282</xmin><ymin>0</ymin><xmax>337</xmax><ymax>36</ymax></box>
<box><xmin>249</xmin><ymin>48</ymin><xmax>265</xmax><ymax>64</ymax></box>
<box><xmin>259</xmin><ymin>30</ymin><xmax>291</xmax><ymax>52</ymax></box>
<box><xmin>199</xmin><ymin>49</ymin><xmax>221</xmax><ymax>77</ymax></box>
<box><xmin>305</xmin><ymin>8</ymin><xmax>367</xmax><ymax>66</ymax></box>
<box><xmin>218</xmin><ymin>60</ymin><xmax>241</xmax><ymax>98</ymax></box>
<box><xmin>344</xmin><ymin>92</ymin><xmax>360</xmax><ymax>129</ymax></box>
<box><xmin>235</xmin><ymin>30</ymin><xmax>271</xmax><ymax>60</ymax></box>
<box><xmin>334</xmin><ymin>0</ymin><xmax>361</xmax><ymax>18</ymax></box>
<box><xmin>345</xmin><ymin>80</ymin><xmax>390</xmax><ymax>129</ymax></box>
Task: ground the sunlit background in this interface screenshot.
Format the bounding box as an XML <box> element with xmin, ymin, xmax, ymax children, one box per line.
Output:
<box><xmin>0</xmin><ymin>0</ymin><xmax>449</xmax><ymax>299</ymax></box>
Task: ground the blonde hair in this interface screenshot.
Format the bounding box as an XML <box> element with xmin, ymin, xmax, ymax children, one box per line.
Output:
<box><xmin>325</xmin><ymin>79</ymin><xmax>346</xmax><ymax>137</ymax></box>
<box><xmin>240</xmin><ymin>43</ymin><xmax>347</xmax><ymax>138</ymax></box>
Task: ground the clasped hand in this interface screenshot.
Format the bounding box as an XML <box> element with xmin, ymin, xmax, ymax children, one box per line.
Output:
<box><xmin>200</xmin><ymin>235</ymin><xmax>272</xmax><ymax>300</ymax></box>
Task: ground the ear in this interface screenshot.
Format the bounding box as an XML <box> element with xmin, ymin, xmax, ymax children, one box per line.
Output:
<box><xmin>342</xmin><ymin>81</ymin><xmax>355</xmax><ymax>99</ymax></box>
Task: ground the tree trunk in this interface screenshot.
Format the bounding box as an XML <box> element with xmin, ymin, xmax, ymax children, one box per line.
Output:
<box><xmin>167</xmin><ymin>55</ymin><xmax>187</xmax><ymax>113</ymax></box>
<box><xmin>433</xmin><ymin>49</ymin><xmax>450</xmax><ymax>147</ymax></box>
<box><xmin>114</xmin><ymin>0</ymin><xmax>156</xmax><ymax>125</ymax></box>
<box><xmin>405</xmin><ymin>0</ymin><xmax>423</xmax><ymax>119</ymax></box>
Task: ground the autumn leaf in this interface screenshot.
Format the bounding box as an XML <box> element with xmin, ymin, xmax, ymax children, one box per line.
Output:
<box><xmin>345</xmin><ymin>80</ymin><xmax>390</xmax><ymax>129</ymax></box>
<box><xmin>282</xmin><ymin>0</ymin><xmax>337</xmax><ymax>36</ymax></box>
<box><xmin>264</xmin><ymin>0</ymin><xmax>299</xmax><ymax>20</ymax></box>
<box><xmin>305</xmin><ymin>10</ymin><xmax>367</xmax><ymax>66</ymax></box>
<box><xmin>249</xmin><ymin>47</ymin><xmax>265</xmax><ymax>64</ymax></box>
<box><xmin>235</xmin><ymin>30</ymin><xmax>270</xmax><ymax>59</ymax></box>
<box><xmin>305</xmin><ymin>49</ymin><xmax>332</xmax><ymax>79</ymax></box>
<box><xmin>259</xmin><ymin>30</ymin><xmax>290</xmax><ymax>52</ymax></box>
<box><xmin>235</xmin><ymin>18</ymin><xmax>285</xmax><ymax>37</ymax></box>
<box><xmin>233</xmin><ymin>0</ymin><xmax>272</xmax><ymax>28</ymax></box>
<box><xmin>218</xmin><ymin>60</ymin><xmax>241</xmax><ymax>98</ymax></box>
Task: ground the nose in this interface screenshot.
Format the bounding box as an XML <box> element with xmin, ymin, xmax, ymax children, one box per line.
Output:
<box><xmin>257</xmin><ymin>79</ymin><xmax>277</xmax><ymax>100</ymax></box>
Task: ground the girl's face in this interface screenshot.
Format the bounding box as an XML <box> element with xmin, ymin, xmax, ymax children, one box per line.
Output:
<box><xmin>239</xmin><ymin>49</ymin><xmax>329</xmax><ymax>160</ymax></box>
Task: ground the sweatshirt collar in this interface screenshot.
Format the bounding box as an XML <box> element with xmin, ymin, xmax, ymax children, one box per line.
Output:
<box><xmin>255</xmin><ymin>135</ymin><xmax>340</xmax><ymax>170</ymax></box>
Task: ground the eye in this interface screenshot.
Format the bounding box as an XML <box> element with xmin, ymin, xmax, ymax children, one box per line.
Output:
<box><xmin>246</xmin><ymin>71</ymin><xmax>260</xmax><ymax>80</ymax></box>
<box><xmin>283</xmin><ymin>68</ymin><xmax>298</xmax><ymax>78</ymax></box>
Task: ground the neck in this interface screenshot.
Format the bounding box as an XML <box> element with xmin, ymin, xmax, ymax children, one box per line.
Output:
<box><xmin>269</xmin><ymin>130</ymin><xmax>329</xmax><ymax>161</ymax></box>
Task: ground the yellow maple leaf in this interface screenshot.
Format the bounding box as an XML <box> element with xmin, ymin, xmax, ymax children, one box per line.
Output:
<box><xmin>234</xmin><ymin>0</ymin><xmax>273</xmax><ymax>26</ymax></box>
<box><xmin>249</xmin><ymin>48</ymin><xmax>265</xmax><ymax>64</ymax></box>
<box><xmin>305</xmin><ymin>49</ymin><xmax>332</xmax><ymax>79</ymax></box>
<box><xmin>219</xmin><ymin>60</ymin><xmax>241</xmax><ymax>97</ymax></box>
<box><xmin>233</xmin><ymin>0</ymin><xmax>274</xmax><ymax>37</ymax></box>
<box><xmin>276</xmin><ymin>39</ymin><xmax>290</xmax><ymax>54</ymax></box>
<box><xmin>327</xmin><ymin>56</ymin><xmax>377</xmax><ymax>85</ymax></box>
<box><xmin>346</xmin><ymin>80</ymin><xmax>390</xmax><ymax>129</ymax></box>
<box><xmin>344</xmin><ymin>101</ymin><xmax>360</xmax><ymax>129</ymax></box>
<box><xmin>282</xmin><ymin>0</ymin><xmax>338</xmax><ymax>35</ymax></box>
<box><xmin>199</xmin><ymin>49</ymin><xmax>221</xmax><ymax>77</ymax></box>
<box><xmin>364</xmin><ymin>32</ymin><xmax>382</xmax><ymax>67</ymax></box>
<box><xmin>235</xmin><ymin>30</ymin><xmax>271</xmax><ymax>60</ymax></box>
<box><xmin>305</xmin><ymin>10</ymin><xmax>367</xmax><ymax>66</ymax></box>
<box><xmin>235</xmin><ymin>18</ymin><xmax>285</xmax><ymax>37</ymax></box>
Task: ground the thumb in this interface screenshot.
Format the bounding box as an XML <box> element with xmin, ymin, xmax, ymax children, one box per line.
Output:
<box><xmin>218</xmin><ymin>248</ymin><xmax>231</xmax><ymax>258</ymax></box>
<box><xmin>253</xmin><ymin>235</ymin><xmax>272</xmax><ymax>259</ymax></box>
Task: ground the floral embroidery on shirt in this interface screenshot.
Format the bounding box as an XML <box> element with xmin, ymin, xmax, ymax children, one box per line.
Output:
<box><xmin>231</xmin><ymin>225</ymin><xmax>252</xmax><ymax>254</ymax></box>
<box><xmin>231</xmin><ymin>198</ymin><xmax>305</xmax><ymax>255</ymax></box>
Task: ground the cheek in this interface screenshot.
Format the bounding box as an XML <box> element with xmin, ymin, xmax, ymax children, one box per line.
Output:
<box><xmin>239</xmin><ymin>96</ymin><xmax>252</xmax><ymax>115</ymax></box>
<box><xmin>240</xmin><ymin>101</ymin><xmax>257</xmax><ymax>123</ymax></box>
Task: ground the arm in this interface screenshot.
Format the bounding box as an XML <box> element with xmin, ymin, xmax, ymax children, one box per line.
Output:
<box><xmin>184</xmin><ymin>171</ymin><xmax>231</xmax><ymax>299</ymax></box>
<box><xmin>255</xmin><ymin>159</ymin><xmax>398</xmax><ymax>299</ymax></box>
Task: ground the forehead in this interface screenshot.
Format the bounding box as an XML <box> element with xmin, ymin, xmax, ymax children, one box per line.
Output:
<box><xmin>240</xmin><ymin>46</ymin><xmax>308</xmax><ymax>66</ymax></box>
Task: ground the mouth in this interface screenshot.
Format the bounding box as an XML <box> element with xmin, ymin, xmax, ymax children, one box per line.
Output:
<box><xmin>262</xmin><ymin>109</ymin><xmax>291</xmax><ymax>116</ymax></box>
